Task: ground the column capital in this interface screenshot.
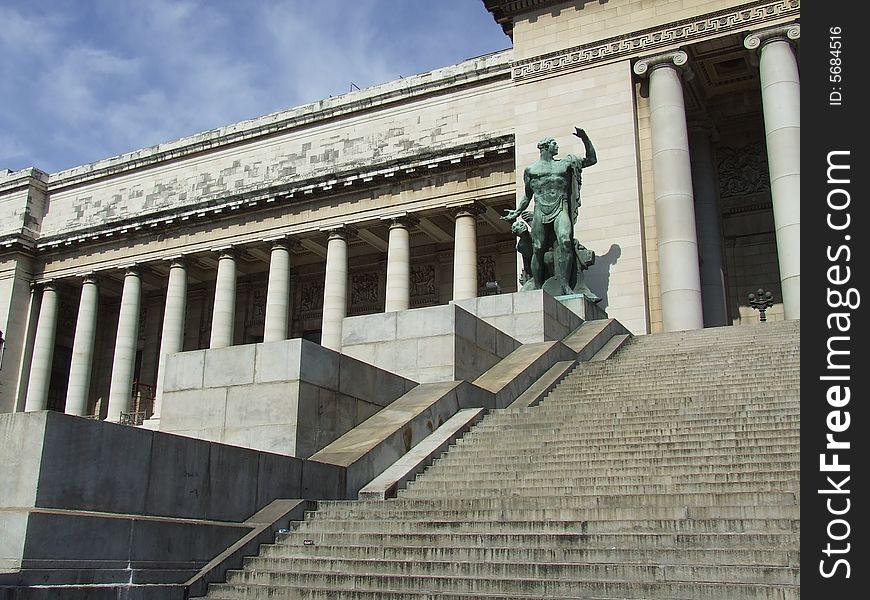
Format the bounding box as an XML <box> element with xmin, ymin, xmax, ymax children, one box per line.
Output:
<box><xmin>78</xmin><ymin>272</ymin><xmax>98</xmax><ymax>285</ymax></box>
<box><xmin>381</xmin><ymin>212</ymin><xmax>419</xmax><ymax>229</ymax></box>
<box><xmin>210</xmin><ymin>246</ymin><xmax>237</xmax><ymax>259</ymax></box>
<box><xmin>164</xmin><ymin>255</ymin><xmax>187</xmax><ymax>269</ymax></box>
<box><xmin>263</xmin><ymin>234</ymin><xmax>301</xmax><ymax>252</ymax></box>
<box><xmin>744</xmin><ymin>23</ymin><xmax>800</xmax><ymax>53</ymax></box>
<box><xmin>446</xmin><ymin>201</ymin><xmax>486</xmax><ymax>218</ymax></box>
<box><xmin>121</xmin><ymin>264</ymin><xmax>141</xmax><ymax>277</ymax></box>
<box><xmin>321</xmin><ymin>224</ymin><xmax>356</xmax><ymax>240</ymax></box>
<box><xmin>633</xmin><ymin>50</ymin><xmax>689</xmax><ymax>78</ymax></box>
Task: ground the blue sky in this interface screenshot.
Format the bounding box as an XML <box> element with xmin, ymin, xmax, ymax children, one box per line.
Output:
<box><xmin>0</xmin><ymin>1</ymin><xmax>511</xmax><ymax>174</ymax></box>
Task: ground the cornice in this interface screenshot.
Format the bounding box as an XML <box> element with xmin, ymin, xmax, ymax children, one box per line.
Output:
<box><xmin>35</xmin><ymin>134</ymin><xmax>515</xmax><ymax>251</ymax></box>
<box><xmin>483</xmin><ymin>0</ymin><xmax>571</xmax><ymax>36</ymax></box>
<box><xmin>512</xmin><ymin>0</ymin><xmax>800</xmax><ymax>82</ymax></box>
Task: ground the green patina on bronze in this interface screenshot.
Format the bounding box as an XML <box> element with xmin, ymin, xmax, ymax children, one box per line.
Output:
<box><xmin>503</xmin><ymin>127</ymin><xmax>601</xmax><ymax>302</ymax></box>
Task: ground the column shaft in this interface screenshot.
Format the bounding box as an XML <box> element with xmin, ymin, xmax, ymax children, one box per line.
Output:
<box><xmin>689</xmin><ymin>128</ymin><xmax>729</xmax><ymax>327</ymax></box>
<box><xmin>107</xmin><ymin>269</ymin><xmax>142</xmax><ymax>421</ymax></box>
<box><xmin>210</xmin><ymin>251</ymin><xmax>237</xmax><ymax>349</ymax></box>
<box><xmin>321</xmin><ymin>230</ymin><xmax>348</xmax><ymax>351</ymax></box>
<box><xmin>453</xmin><ymin>211</ymin><xmax>478</xmax><ymax>301</ymax></box>
<box><xmin>65</xmin><ymin>277</ymin><xmax>99</xmax><ymax>415</ymax></box>
<box><xmin>24</xmin><ymin>285</ymin><xmax>59</xmax><ymax>412</ymax></box>
<box><xmin>263</xmin><ymin>243</ymin><xmax>291</xmax><ymax>342</ymax></box>
<box><xmin>641</xmin><ymin>56</ymin><xmax>703</xmax><ymax>332</ymax></box>
<box><xmin>385</xmin><ymin>221</ymin><xmax>411</xmax><ymax>312</ymax></box>
<box><xmin>153</xmin><ymin>260</ymin><xmax>187</xmax><ymax>418</ymax></box>
<box><xmin>753</xmin><ymin>31</ymin><xmax>801</xmax><ymax>319</ymax></box>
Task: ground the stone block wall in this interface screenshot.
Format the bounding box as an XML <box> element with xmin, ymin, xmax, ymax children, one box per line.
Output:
<box><xmin>340</xmin><ymin>303</ymin><xmax>520</xmax><ymax>384</ymax></box>
<box><xmin>159</xmin><ymin>338</ymin><xmax>416</xmax><ymax>457</ymax></box>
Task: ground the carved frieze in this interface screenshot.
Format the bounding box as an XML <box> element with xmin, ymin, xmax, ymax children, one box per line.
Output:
<box><xmin>350</xmin><ymin>272</ymin><xmax>380</xmax><ymax>316</ymax></box>
<box><xmin>299</xmin><ymin>278</ymin><xmax>324</xmax><ymax>320</ymax></box>
<box><xmin>512</xmin><ymin>0</ymin><xmax>800</xmax><ymax>82</ymax></box>
<box><xmin>717</xmin><ymin>142</ymin><xmax>770</xmax><ymax>199</ymax></box>
<box><xmin>478</xmin><ymin>255</ymin><xmax>497</xmax><ymax>289</ymax></box>
<box><xmin>410</xmin><ymin>264</ymin><xmax>438</xmax><ymax>308</ymax></box>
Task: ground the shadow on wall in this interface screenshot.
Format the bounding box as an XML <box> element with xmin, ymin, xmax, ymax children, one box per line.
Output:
<box><xmin>585</xmin><ymin>243</ymin><xmax>621</xmax><ymax>312</ymax></box>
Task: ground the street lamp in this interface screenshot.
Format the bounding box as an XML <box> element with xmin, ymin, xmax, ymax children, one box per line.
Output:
<box><xmin>0</xmin><ymin>329</ymin><xmax>5</xmax><ymax>370</ymax></box>
<box><xmin>748</xmin><ymin>288</ymin><xmax>774</xmax><ymax>322</ymax></box>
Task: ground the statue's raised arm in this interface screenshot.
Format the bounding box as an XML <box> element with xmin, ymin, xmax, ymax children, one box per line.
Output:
<box><xmin>573</xmin><ymin>127</ymin><xmax>597</xmax><ymax>168</ymax></box>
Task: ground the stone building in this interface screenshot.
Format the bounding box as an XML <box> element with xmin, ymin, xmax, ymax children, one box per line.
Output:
<box><xmin>0</xmin><ymin>0</ymin><xmax>799</xmax><ymax>420</ymax></box>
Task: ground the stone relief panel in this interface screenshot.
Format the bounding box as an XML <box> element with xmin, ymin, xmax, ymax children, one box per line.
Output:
<box><xmin>299</xmin><ymin>278</ymin><xmax>324</xmax><ymax>321</ymax></box>
<box><xmin>349</xmin><ymin>272</ymin><xmax>381</xmax><ymax>316</ymax></box>
<box><xmin>717</xmin><ymin>142</ymin><xmax>770</xmax><ymax>202</ymax></box>
<box><xmin>410</xmin><ymin>263</ymin><xmax>438</xmax><ymax>308</ymax></box>
<box><xmin>477</xmin><ymin>255</ymin><xmax>497</xmax><ymax>291</ymax></box>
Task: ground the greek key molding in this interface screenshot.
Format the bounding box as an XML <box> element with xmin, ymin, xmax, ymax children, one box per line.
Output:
<box><xmin>512</xmin><ymin>0</ymin><xmax>800</xmax><ymax>82</ymax></box>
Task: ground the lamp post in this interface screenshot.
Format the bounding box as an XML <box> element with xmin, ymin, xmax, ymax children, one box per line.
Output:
<box><xmin>0</xmin><ymin>329</ymin><xmax>5</xmax><ymax>370</ymax></box>
<box><xmin>748</xmin><ymin>288</ymin><xmax>774</xmax><ymax>322</ymax></box>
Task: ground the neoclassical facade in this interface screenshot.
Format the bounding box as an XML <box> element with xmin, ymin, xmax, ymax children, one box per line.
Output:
<box><xmin>0</xmin><ymin>0</ymin><xmax>799</xmax><ymax>417</ymax></box>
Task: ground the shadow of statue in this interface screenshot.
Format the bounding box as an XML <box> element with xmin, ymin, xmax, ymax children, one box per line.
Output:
<box><xmin>584</xmin><ymin>243</ymin><xmax>621</xmax><ymax>312</ymax></box>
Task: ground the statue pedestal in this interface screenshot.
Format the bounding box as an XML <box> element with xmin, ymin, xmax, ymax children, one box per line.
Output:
<box><xmin>555</xmin><ymin>293</ymin><xmax>608</xmax><ymax>322</ymax></box>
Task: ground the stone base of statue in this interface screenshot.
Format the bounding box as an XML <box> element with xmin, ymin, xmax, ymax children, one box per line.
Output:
<box><xmin>519</xmin><ymin>244</ymin><xmax>602</xmax><ymax>304</ymax></box>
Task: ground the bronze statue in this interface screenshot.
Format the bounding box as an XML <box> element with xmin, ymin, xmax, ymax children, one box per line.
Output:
<box><xmin>503</xmin><ymin>127</ymin><xmax>601</xmax><ymax>302</ymax></box>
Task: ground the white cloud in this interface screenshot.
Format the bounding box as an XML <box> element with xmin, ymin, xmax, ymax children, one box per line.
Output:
<box><xmin>0</xmin><ymin>1</ymin><xmax>509</xmax><ymax>173</ymax></box>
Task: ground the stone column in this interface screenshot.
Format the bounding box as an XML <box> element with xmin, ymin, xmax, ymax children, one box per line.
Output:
<box><xmin>152</xmin><ymin>258</ymin><xmax>187</xmax><ymax>419</ymax></box>
<box><xmin>383</xmin><ymin>215</ymin><xmax>417</xmax><ymax>312</ymax></box>
<box><xmin>320</xmin><ymin>227</ymin><xmax>351</xmax><ymax>351</ymax></box>
<box><xmin>263</xmin><ymin>239</ymin><xmax>292</xmax><ymax>342</ymax></box>
<box><xmin>210</xmin><ymin>248</ymin><xmax>237</xmax><ymax>349</ymax></box>
<box><xmin>745</xmin><ymin>24</ymin><xmax>801</xmax><ymax>320</ymax></box>
<box><xmin>65</xmin><ymin>274</ymin><xmax>99</xmax><ymax>416</ymax></box>
<box><xmin>688</xmin><ymin>124</ymin><xmax>728</xmax><ymax>327</ymax></box>
<box><xmin>107</xmin><ymin>267</ymin><xmax>142</xmax><ymax>421</ymax></box>
<box><xmin>24</xmin><ymin>283</ymin><xmax>59</xmax><ymax>412</ymax></box>
<box><xmin>451</xmin><ymin>204</ymin><xmax>482</xmax><ymax>301</ymax></box>
<box><xmin>634</xmin><ymin>51</ymin><xmax>703</xmax><ymax>332</ymax></box>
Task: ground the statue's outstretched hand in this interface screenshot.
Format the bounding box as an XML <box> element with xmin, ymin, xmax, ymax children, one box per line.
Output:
<box><xmin>502</xmin><ymin>208</ymin><xmax>521</xmax><ymax>222</ymax></box>
<box><xmin>573</xmin><ymin>127</ymin><xmax>587</xmax><ymax>139</ymax></box>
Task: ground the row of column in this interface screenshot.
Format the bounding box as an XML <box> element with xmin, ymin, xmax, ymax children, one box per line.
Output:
<box><xmin>22</xmin><ymin>202</ymin><xmax>485</xmax><ymax>416</ymax></box>
<box><xmin>633</xmin><ymin>23</ymin><xmax>800</xmax><ymax>331</ymax></box>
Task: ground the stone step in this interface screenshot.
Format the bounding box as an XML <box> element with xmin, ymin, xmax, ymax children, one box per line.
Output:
<box><xmin>428</xmin><ymin>452</ymin><xmax>800</xmax><ymax>472</ymax></box>
<box><xmin>400</xmin><ymin>486</ymin><xmax>800</xmax><ymax>499</ymax></box>
<box><xmin>257</xmin><ymin>543</ymin><xmax>799</xmax><ymax>568</ymax></box>
<box><xmin>318</xmin><ymin>490</ymin><xmax>798</xmax><ymax>512</ymax></box>
<box><xmin>304</xmin><ymin>504</ymin><xmax>800</xmax><ymax>523</ymax></box>
<box><xmin>429</xmin><ymin>452</ymin><xmax>799</xmax><ymax>470</ymax></box>
<box><xmin>463</xmin><ymin>419</ymin><xmax>801</xmax><ymax>438</ymax></box>
<box><xmin>442</xmin><ymin>438</ymin><xmax>801</xmax><ymax>458</ymax></box>
<box><xmin>198</xmin><ymin>588</ymin><xmax>766</xmax><ymax>600</ymax></box>
<box><xmin>204</xmin><ymin>573</ymin><xmax>799</xmax><ymax>599</ymax></box>
<box><xmin>546</xmin><ymin>389</ymin><xmax>799</xmax><ymax>401</ymax></box>
<box><xmin>290</xmin><ymin>517</ymin><xmax>800</xmax><ymax>535</ymax></box>
<box><xmin>427</xmin><ymin>450</ymin><xmax>800</xmax><ymax>471</ymax></box>
<box><xmin>493</xmin><ymin>404</ymin><xmax>801</xmax><ymax>422</ymax></box>
<box><xmin>233</xmin><ymin>557</ymin><xmax>800</xmax><ymax>585</ymax></box>
<box><xmin>273</xmin><ymin>530</ymin><xmax>799</xmax><ymax>550</ymax></box>
<box><xmin>412</xmin><ymin>470</ymin><xmax>801</xmax><ymax>486</ymax></box>
<box><xmin>477</xmin><ymin>411</ymin><xmax>802</xmax><ymax>428</ymax></box>
<box><xmin>445</xmin><ymin>433</ymin><xmax>800</xmax><ymax>451</ymax></box>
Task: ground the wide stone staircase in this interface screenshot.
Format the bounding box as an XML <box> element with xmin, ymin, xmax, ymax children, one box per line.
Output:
<box><xmin>199</xmin><ymin>320</ymin><xmax>800</xmax><ymax>599</ymax></box>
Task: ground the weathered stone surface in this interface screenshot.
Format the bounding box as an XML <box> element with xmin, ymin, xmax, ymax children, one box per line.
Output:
<box><xmin>160</xmin><ymin>338</ymin><xmax>415</xmax><ymax>457</ymax></box>
<box><xmin>341</xmin><ymin>304</ymin><xmax>519</xmax><ymax>384</ymax></box>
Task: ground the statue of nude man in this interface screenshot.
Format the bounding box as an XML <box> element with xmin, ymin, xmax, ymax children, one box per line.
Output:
<box><xmin>503</xmin><ymin>127</ymin><xmax>597</xmax><ymax>295</ymax></box>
